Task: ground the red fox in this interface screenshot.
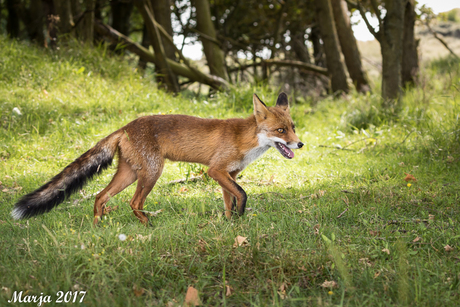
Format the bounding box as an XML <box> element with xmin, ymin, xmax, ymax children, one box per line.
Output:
<box><xmin>12</xmin><ymin>93</ymin><xmax>303</xmax><ymax>224</ymax></box>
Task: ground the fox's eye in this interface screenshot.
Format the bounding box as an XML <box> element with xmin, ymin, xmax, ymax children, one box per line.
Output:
<box><xmin>277</xmin><ymin>128</ymin><xmax>285</xmax><ymax>133</ymax></box>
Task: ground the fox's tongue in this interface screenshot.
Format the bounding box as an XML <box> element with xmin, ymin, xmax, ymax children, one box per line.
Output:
<box><xmin>275</xmin><ymin>142</ymin><xmax>294</xmax><ymax>159</ymax></box>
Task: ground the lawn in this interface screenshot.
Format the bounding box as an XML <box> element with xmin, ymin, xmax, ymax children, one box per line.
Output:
<box><xmin>0</xmin><ymin>37</ymin><xmax>459</xmax><ymax>306</ymax></box>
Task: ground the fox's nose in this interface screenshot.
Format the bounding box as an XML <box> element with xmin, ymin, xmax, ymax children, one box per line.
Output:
<box><xmin>298</xmin><ymin>142</ymin><xmax>304</xmax><ymax>148</ymax></box>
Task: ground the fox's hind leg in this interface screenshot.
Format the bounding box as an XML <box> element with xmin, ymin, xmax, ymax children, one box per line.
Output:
<box><xmin>93</xmin><ymin>156</ymin><xmax>137</xmax><ymax>225</ymax></box>
<box><xmin>129</xmin><ymin>159</ymin><xmax>164</xmax><ymax>225</ymax></box>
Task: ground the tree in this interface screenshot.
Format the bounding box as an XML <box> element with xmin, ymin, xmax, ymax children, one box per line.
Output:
<box><xmin>110</xmin><ymin>0</ymin><xmax>134</xmax><ymax>36</ymax></box>
<box><xmin>53</xmin><ymin>0</ymin><xmax>74</xmax><ymax>36</ymax></box>
<box><xmin>352</xmin><ymin>0</ymin><xmax>405</xmax><ymax>101</ymax></box>
<box><xmin>151</xmin><ymin>0</ymin><xmax>176</xmax><ymax>61</ymax></box>
<box><xmin>134</xmin><ymin>0</ymin><xmax>179</xmax><ymax>92</ymax></box>
<box><xmin>193</xmin><ymin>0</ymin><xmax>228</xmax><ymax>81</ymax></box>
<box><xmin>81</xmin><ymin>0</ymin><xmax>96</xmax><ymax>44</ymax></box>
<box><xmin>331</xmin><ymin>0</ymin><xmax>370</xmax><ymax>93</ymax></box>
<box><xmin>6</xmin><ymin>0</ymin><xmax>20</xmax><ymax>38</ymax></box>
<box><xmin>401</xmin><ymin>0</ymin><xmax>419</xmax><ymax>87</ymax></box>
<box><xmin>314</xmin><ymin>0</ymin><xmax>349</xmax><ymax>94</ymax></box>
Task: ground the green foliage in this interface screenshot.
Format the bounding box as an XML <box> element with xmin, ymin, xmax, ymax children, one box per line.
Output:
<box><xmin>1</xmin><ymin>38</ymin><xmax>460</xmax><ymax>306</ymax></box>
<box><xmin>438</xmin><ymin>9</ymin><xmax>460</xmax><ymax>23</ymax></box>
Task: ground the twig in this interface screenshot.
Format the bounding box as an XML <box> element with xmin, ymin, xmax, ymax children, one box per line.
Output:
<box><xmin>337</xmin><ymin>197</ymin><xmax>349</xmax><ymax>218</ymax></box>
<box><xmin>425</xmin><ymin>22</ymin><xmax>459</xmax><ymax>59</ymax></box>
<box><xmin>337</xmin><ymin>208</ymin><xmax>348</xmax><ymax>218</ymax></box>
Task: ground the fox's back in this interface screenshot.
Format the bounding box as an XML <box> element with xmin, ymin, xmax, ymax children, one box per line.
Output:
<box><xmin>120</xmin><ymin>114</ymin><xmax>259</xmax><ymax>166</ymax></box>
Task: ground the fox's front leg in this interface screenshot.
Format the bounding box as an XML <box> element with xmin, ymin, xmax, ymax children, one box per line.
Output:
<box><xmin>208</xmin><ymin>168</ymin><xmax>246</xmax><ymax>218</ymax></box>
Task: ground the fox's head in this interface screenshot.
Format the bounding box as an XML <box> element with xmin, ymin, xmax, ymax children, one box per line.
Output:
<box><xmin>253</xmin><ymin>92</ymin><xmax>303</xmax><ymax>159</ymax></box>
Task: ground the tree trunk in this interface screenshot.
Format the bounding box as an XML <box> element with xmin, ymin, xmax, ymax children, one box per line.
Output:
<box><xmin>81</xmin><ymin>0</ymin><xmax>95</xmax><ymax>44</ymax></box>
<box><xmin>6</xmin><ymin>0</ymin><xmax>20</xmax><ymax>38</ymax></box>
<box><xmin>134</xmin><ymin>0</ymin><xmax>179</xmax><ymax>93</ymax></box>
<box><xmin>193</xmin><ymin>0</ymin><xmax>228</xmax><ymax>81</ymax></box>
<box><xmin>331</xmin><ymin>0</ymin><xmax>370</xmax><ymax>93</ymax></box>
<box><xmin>53</xmin><ymin>0</ymin><xmax>74</xmax><ymax>36</ymax></box>
<box><xmin>310</xmin><ymin>25</ymin><xmax>325</xmax><ymax>68</ymax></box>
<box><xmin>380</xmin><ymin>0</ymin><xmax>405</xmax><ymax>101</ymax></box>
<box><xmin>151</xmin><ymin>0</ymin><xmax>176</xmax><ymax>61</ymax></box>
<box><xmin>314</xmin><ymin>0</ymin><xmax>349</xmax><ymax>94</ymax></box>
<box><xmin>110</xmin><ymin>0</ymin><xmax>134</xmax><ymax>36</ymax></box>
<box><xmin>401</xmin><ymin>0</ymin><xmax>419</xmax><ymax>88</ymax></box>
<box><xmin>291</xmin><ymin>32</ymin><xmax>311</xmax><ymax>64</ymax></box>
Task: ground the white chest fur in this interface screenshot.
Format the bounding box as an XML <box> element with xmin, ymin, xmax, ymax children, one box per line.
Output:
<box><xmin>227</xmin><ymin>133</ymin><xmax>271</xmax><ymax>172</ymax></box>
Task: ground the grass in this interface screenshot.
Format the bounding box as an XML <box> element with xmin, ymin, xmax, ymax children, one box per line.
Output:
<box><xmin>1</xmin><ymin>37</ymin><xmax>460</xmax><ymax>306</ymax></box>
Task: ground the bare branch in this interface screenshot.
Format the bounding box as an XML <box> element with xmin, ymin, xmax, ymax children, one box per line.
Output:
<box><xmin>346</xmin><ymin>0</ymin><xmax>381</xmax><ymax>42</ymax></box>
<box><xmin>425</xmin><ymin>22</ymin><xmax>459</xmax><ymax>59</ymax></box>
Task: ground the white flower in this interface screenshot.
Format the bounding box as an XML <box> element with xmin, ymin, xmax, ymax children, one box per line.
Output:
<box><xmin>118</xmin><ymin>234</ymin><xmax>127</xmax><ymax>241</ymax></box>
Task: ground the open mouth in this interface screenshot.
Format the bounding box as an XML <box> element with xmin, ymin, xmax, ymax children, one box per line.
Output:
<box><xmin>275</xmin><ymin>142</ymin><xmax>294</xmax><ymax>159</ymax></box>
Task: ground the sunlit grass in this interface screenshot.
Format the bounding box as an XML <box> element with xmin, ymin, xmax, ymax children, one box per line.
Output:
<box><xmin>0</xmin><ymin>37</ymin><xmax>459</xmax><ymax>306</ymax></box>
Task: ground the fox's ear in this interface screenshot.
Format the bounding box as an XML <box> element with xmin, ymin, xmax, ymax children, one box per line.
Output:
<box><xmin>275</xmin><ymin>92</ymin><xmax>289</xmax><ymax>112</ymax></box>
<box><xmin>253</xmin><ymin>94</ymin><xmax>269</xmax><ymax>122</ymax></box>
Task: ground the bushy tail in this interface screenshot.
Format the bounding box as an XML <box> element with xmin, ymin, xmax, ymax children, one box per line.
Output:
<box><xmin>12</xmin><ymin>131</ymin><xmax>122</xmax><ymax>220</ymax></box>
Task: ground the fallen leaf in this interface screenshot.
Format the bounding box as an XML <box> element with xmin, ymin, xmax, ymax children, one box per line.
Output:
<box><xmin>184</xmin><ymin>286</ymin><xmax>201</xmax><ymax>306</ymax></box>
<box><xmin>314</xmin><ymin>224</ymin><xmax>320</xmax><ymax>235</ymax></box>
<box><xmin>146</xmin><ymin>209</ymin><xmax>164</xmax><ymax>217</ymax></box>
<box><xmin>373</xmin><ymin>271</ymin><xmax>381</xmax><ymax>279</ymax></box>
<box><xmin>278</xmin><ymin>283</ymin><xmax>287</xmax><ymax>299</ymax></box>
<box><xmin>369</xmin><ymin>230</ymin><xmax>380</xmax><ymax>236</ymax></box>
<box><xmin>320</xmin><ymin>280</ymin><xmax>338</xmax><ymax>289</ymax></box>
<box><xmin>404</xmin><ymin>173</ymin><xmax>417</xmax><ymax>182</ymax></box>
<box><xmin>447</xmin><ymin>156</ymin><xmax>454</xmax><ymax>163</ymax></box>
<box><xmin>359</xmin><ymin>258</ymin><xmax>373</xmax><ymax>267</ymax></box>
<box><xmin>2</xmin><ymin>188</ymin><xmax>8</xmax><ymax>192</ymax></box>
<box><xmin>104</xmin><ymin>205</ymin><xmax>119</xmax><ymax>214</ymax></box>
<box><xmin>133</xmin><ymin>285</ymin><xmax>145</xmax><ymax>297</ymax></box>
<box><xmin>233</xmin><ymin>236</ymin><xmax>249</xmax><ymax>248</ymax></box>
<box><xmin>179</xmin><ymin>187</ymin><xmax>189</xmax><ymax>193</ymax></box>
<box><xmin>225</xmin><ymin>284</ymin><xmax>233</xmax><ymax>297</ymax></box>
<box><xmin>444</xmin><ymin>245</ymin><xmax>454</xmax><ymax>252</ymax></box>
<box><xmin>429</xmin><ymin>214</ymin><xmax>435</xmax><ymax>220</ymax></box>
<box><xmin>198</xmin><ymin>239</ymin><xmax>207</xmax><ymax>253</ymax></box>
<box><xmin>413</xmin><ymin>236</ymin><xmax>421</xmax><ymax>243</ymax></box>
<box><xmin>382</xmin><ymin>248</ymin><xmax>390</xmax><ymax>255</ymax></box>
<box><xmin>43</xmin><ymin>89</ymin><xmax>49</xmax><ymax>96</ymax></box>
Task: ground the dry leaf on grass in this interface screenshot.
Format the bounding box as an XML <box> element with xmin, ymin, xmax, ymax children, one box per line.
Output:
<box><xmin>429</xmin><ymin>214</ymin><xmax>435</xmax><ymax>220</ymax></box>
<box><xmin>179</xmin><ymin>187</ymin><xmax>189</xmax><ymax>193</ymax></box>
<box><xmin>184</xmin><ymin>286</ymin><xmax>201</xmax><ymax>306</ymax></box>
<box><xmin>133</xmin><ymin>285</ymin><xmax>145</xmax><ymax>297</ymax></box>
<box><xmin>373</xmin><ymin>271</ymin><xmax>381</xmax><ymax>279</ymax></box>
<box><xmin>444</xmin><ymin>245</ymin><xmax>454</xmax><ymax>252</ymax></box>
<box><xmin>413</xmin><ymin>236</ymin><xmax>421</xmax><ymax>243</ymax></box>
<box><xmin>359</xmin><ymin>258</ymin><xmax>373</xmax><ymax>267</ymax></box>
<box><xmin>321</xmin><ymin>280</ymin><xmax>338</xmax><ymax>289</ymax></box>
<box><xmin>225</xmin><ymin>284</ymin><xmax>233</xmax><ymax>297</ymax></box>
<box><xmin>314</xmin><ymin>224</ymin><xmax>320</xmax><ymax>235</ymax></box>
<box><xmin>146</xmin><ymin>209</ymin><xmax>164</xmax><ymax>217</ymax></box>
<box><xmin>104</xmin><ymin>205</ymin><xmax>119</xmax><ymax>214</ymax></box>
<box><xmin>198</xmin><ymin>239</ymin><xmax>207</xmax><ymax>253</ymax></box>
<box><xmin>382</xmin><ymin>248</ymin><xmax>390</xmax><ymax>255</ymax></box>
<box><xmin>278</xmin><ymin>283</ymin><xmax>288</xmax><ymax>299</ymax></box>
<box><xmin>233</xmin><ymin>236</ymin><xmax>249</xmax><ymax>248</ymax></box>
<box><xmin>404</xmin><ymin>173</ymin><xmax>417</xmax><ymax>182</ymax></box>
<box><xmin>369</xmin><ymin>230</ymin><xmax>380</xmax><ymax>236</ymax></box>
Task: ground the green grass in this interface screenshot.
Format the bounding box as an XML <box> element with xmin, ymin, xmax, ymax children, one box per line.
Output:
<box><xmin>1</xmin><ymin>37</ymin><xmax>460</xmax><ymax>306</ymax></box>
